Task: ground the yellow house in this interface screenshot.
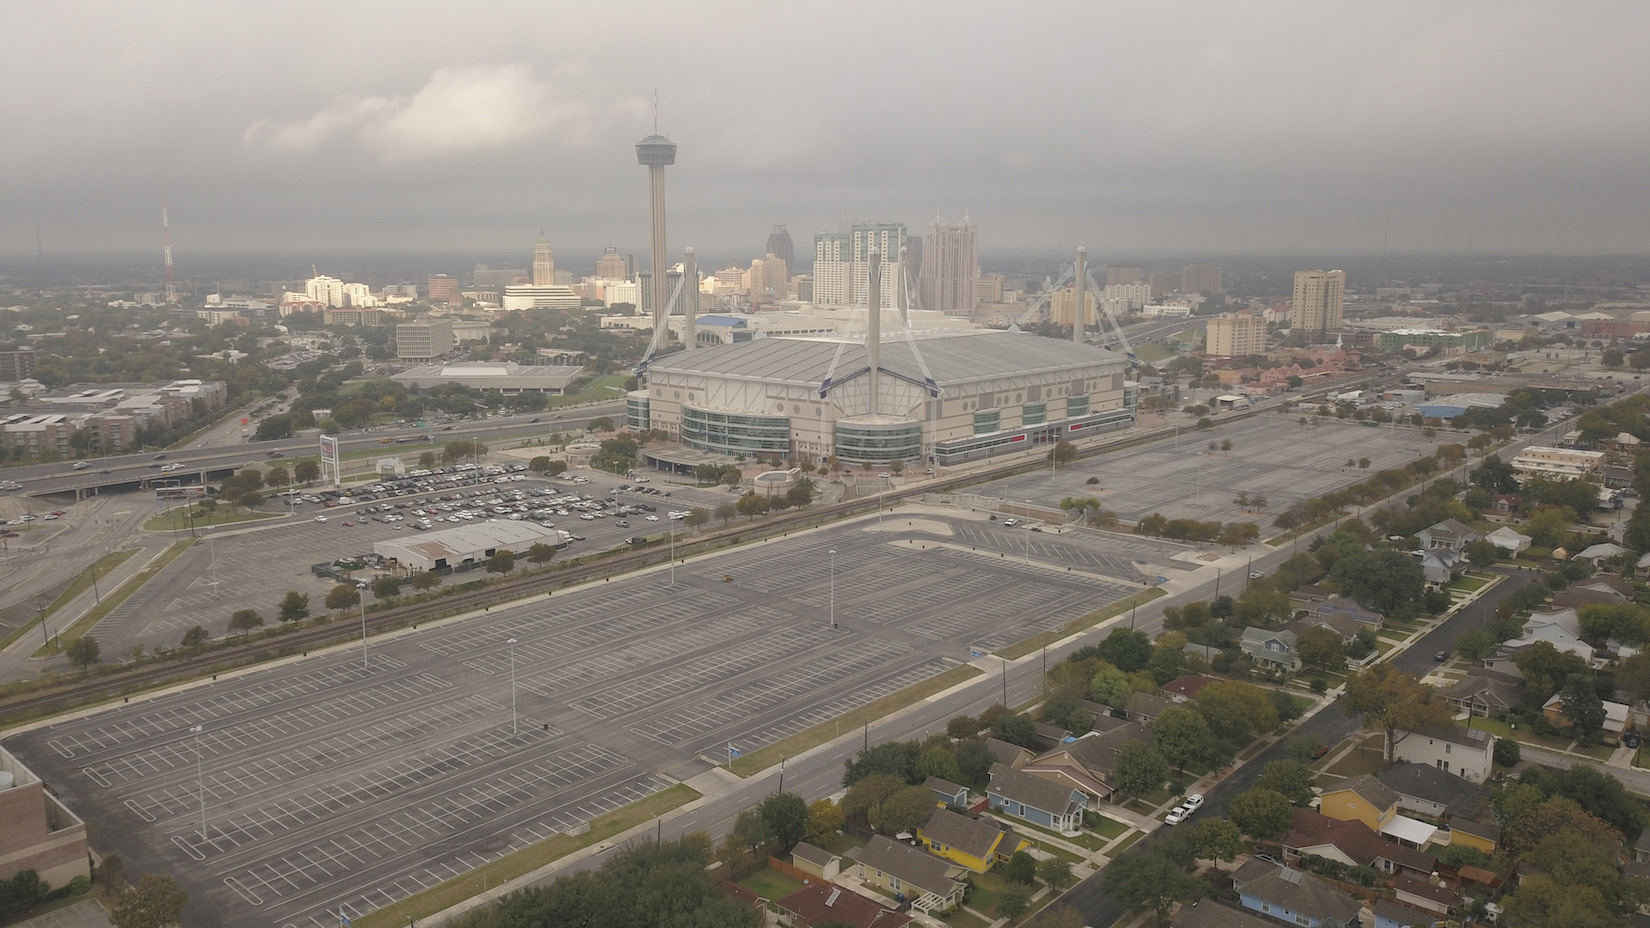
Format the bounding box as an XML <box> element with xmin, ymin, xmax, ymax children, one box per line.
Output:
<box><xmin>1320</xmin><ymin>775</ymin><xmax>1400</xmax><ymax>832</ymax></box>
<box><xmin>917</xmin><ymin>807</ymin><xmax>1029</xmax><ymax>873</ymax></box>
<box><xmin>1449</xmin><ymin>819</ymin><xmax>1500</xmax><ymax>855</ymax></box>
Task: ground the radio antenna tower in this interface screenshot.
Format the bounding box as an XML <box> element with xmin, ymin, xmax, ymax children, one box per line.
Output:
<box><xmin>162</xmin><ymin>202</ymin><xmax>177</xmax><ymax>304</ymax></box>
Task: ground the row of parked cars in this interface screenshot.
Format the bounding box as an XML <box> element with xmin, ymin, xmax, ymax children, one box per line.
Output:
<box><xmin>1163</xmin><ymin>792</ymin><xmax>1205</xmax><ymax>825</ymax></box>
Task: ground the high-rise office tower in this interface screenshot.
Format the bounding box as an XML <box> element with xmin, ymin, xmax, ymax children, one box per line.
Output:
<box><xmin>1106</xmin><ymin>264</ymin><xmax>1144</xmax><ymax>287</ymax></box>
<box><xmin>533</xmin><ymin>234</ymin><xmax>555</xmax><ymax>286</ymax></box>
<box><xmin>1205</xmin><ymin>312</ymin><xmax>1267</xmax><ymax>357</ymax></box>
<box><xmin>1148</xmin><ymin>270</ymin><xmax>1179</xmax><ymax>299</ymax></box>
<box><xmin>765</xmin><ymin>225</ymin><xmax>794</xmax><ymax>266</ymax></box>
<box><xmin>918</xmin><ymin>215</ymin><xmax>980</xmax><ymax>318</ymax></box>
<box><xmin>1291</xmin><ymin>270</ymin><xmax>1345</xmax><ymax>342</ymax></box>
<box><xmin>636</xmin><ymin>133</ymin><xmax>678</xmax><ymax>335</ymax></box>
<box><xmin>595</xmin><ymin>246</ymin><xmax>628</xmax><ymax>280</ymax></box>
<box><xmin>1181</xmin><ymin>263</ymin><xmax>1223</xmax><ymax>294</ymax></box>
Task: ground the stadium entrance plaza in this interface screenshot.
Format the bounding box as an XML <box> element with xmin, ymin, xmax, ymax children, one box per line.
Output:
<box><xmin>4</xmin><ymin>514</ymin><xmax>1172</xmax><ymax>928</ymax></box>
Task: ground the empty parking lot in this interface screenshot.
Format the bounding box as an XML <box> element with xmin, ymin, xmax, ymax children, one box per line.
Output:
<box><xmin>6</xmin><ymin>513</ymin><xmax>1159</xmax><ymax>928</ymax></box>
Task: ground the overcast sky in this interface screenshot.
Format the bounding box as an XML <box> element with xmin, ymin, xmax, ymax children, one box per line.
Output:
<box><xmin>4</xmin><ymin>1</ymin><xmax>1649</xmax><ymax>264</ymax></box>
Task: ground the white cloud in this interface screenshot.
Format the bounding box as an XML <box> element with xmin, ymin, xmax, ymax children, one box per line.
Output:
<box><xmin>244</xmin><ymin>64</ymin><xmax>592</xmax><ymax>161</ymax></box>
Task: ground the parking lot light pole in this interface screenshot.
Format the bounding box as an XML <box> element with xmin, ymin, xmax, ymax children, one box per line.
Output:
<box><xmin>507</xmin><ymin>637</ymin><xmax>519</xmax><ymax>734</ymax></box>
<box><xmin>191</xmin><ymin>725</ymin><xmax>206</xmax><ymax>841</ymax></box>
<box><xmin>1024</xmin><ymin>502</ymin><xmax>1032</xmax><ymax>565</ymax></box>
<box><xmin>359</xmin><ymin>595</ymin><xmax>369</xmax><ymax>669</ymax></box>
<box><xmin>668</xmin><ymin>523</ymin><xmax>675</xmax><ymax>586</ymax></box>
<box><xmin>829</xmin><ymin>549</ymin><xmax>837</xmax><ymax>628</ymax></box>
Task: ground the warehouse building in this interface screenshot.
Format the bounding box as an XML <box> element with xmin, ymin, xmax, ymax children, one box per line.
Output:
<box><xmin>630</xmin><ymin>330</ymin><xmax>1132</xmax><ymax>468</ymax></box>
<box><xmin>373</xmin><ymin>522</ymin><xmax>568</xmax><ymax>573</ymax></box>
<box><xmin>391</xmin><ymin>361</ymin><xmax>586</xmax><ymax>395</ymax></box>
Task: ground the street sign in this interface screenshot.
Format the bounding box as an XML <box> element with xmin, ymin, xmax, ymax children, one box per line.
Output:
<box><xmin>727</xmin><ymin>744</ymin><xmax>741</xmax><ymax>759</ymax></box>
<box><xmin>969</xmin><ymin>648</ymin><xmax>984</xmax><ymax>659</ymax></box>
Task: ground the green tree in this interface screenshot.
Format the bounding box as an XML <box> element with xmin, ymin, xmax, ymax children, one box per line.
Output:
<box><xmin>180</xmin><ymin>625</ymin><xmax>211</xmax><ymax>648</ymax></box>
<box><xmin>1501</xmin><ymin>875</ymin><xmax>1619</xmax><ymax>928</ymax></box>
<box><xmin>528</xmin><ymin>455</ymin><xmax>552</xmax><ymax>474</ymax></box>
<box><xmin>733</xmin><ymin>809</ymin><xmax>769</xmax><ymax>860</ymax></box>
<box><xmin>956</xmin><ymin>740</ymin><xmax>996</xmax><ymax>788</ymax></box>
<box><xmin>1253</xmin><ymin>760</ymin><xmax>1316</xmax><ymax>806</ymax></box>
<box><xmin>228</xmin><ymin>609</ymin><xmax>263</xmax><ymax>636</ymax></box>
<box><xmin>869</xmin><ymin>785</ymin><xmax>939</xmax><ymax>835</ymax></box>
<box><xmin>1003</xmin><ymin>850</ymin><xmax>1038</xmax><ymax>884</ymax></box>
<box><xmin>843</xmin><ymin>741</ymin><xmax>920</xmax><ymax>786</ymax></box>
<box><xmin>1088</xmin><ymin>662</ymin><xmax>1134</xmax><ymax>707</ymax></box>
<box><xmin>1495</xmin><ymin>737</ymin><xmax>1522</xmax><ymax>767</ymax></box>
<box><xmin>1192</xmin><ymin>681</ymin><xmax>1280</xmax><ymax>743</ymax></box>
<box><xmin>916</xmin><ymin>747</ymin><xmax>963</xmax><ymax>784</ymax></box>
<box><xmin>409</xmin><ymin>572</ymin><xmax>440</xmax><ymax>591</ymax></box>
<box><xmin>526</xmin><ymin>542</ymin><xmax>558</xmax><ymax>565</ymax></box>
<box><xmin>1037</xmin><ymin>856</ymin><xmax>1076</xmax><ymax>890</ymax></box>
<box><xmin>1095</xmin><ymin>627</ymin><xmax>1153</xmax><ymax>672</ymax></box>
<box><xmin>1455</xmin><ymin>627</ymin><xmax>1497</xmax><ymax>662</ymax></box>
<box><xmin>1295</xmin><ymin>625</ymin><xmax>1346</xmax><ymax>671</ymax></box>
<box><xmin>990</xmin><ymin>713</ymin><xmax>1039</xmax><ymax>749</ymax></box>
<box><xmin>65</xmin><ymin>635</ymin><xmax>101</xmax><ymax>671</ymax></box>
<box><xmin>1229</xmin><ymin>788</ymin><xmax>1294</xmax><ymax>842</ymax></box>
<box><xmin>735</xmin><ymin>492</ymin><xmax>770</xmax><ymax>520</ymax></box>
<box><xmin>758</xmin><ymin>792</ymin><xmax>809</xmax><ymax>853</ymax></box>
<box><xmin>325</xmin><ymin>583</ymin><xmax>360</xmax><ymax>613</ymax></box>
<box><xmin>1049</xmin><ymin>440</ymin><xmax>1077</xmax><ymax>466</ymax></box>
<box><xmin>1330</xmin><ymin>549</ymin><xmax>1426</xmax><ymax>618</ymax></box>
<box><xmin>1558</xmin><ymin>673</ymin><xmax>1607</xmax><ymax>737</ymax></box>
<box><xmin>418</xmin><ymin>451</ymin><xmax>437</xmax><ymax>469</ymax></box>
<box><xmin>266</xmin><ymin>464</ymin><xmax>290</xmax><ymax>487</ymax></box>
<box><xmin>684</xmin><ymin>508</ymin><xmax>710</xmax><ymax>529</ymax></box>
<box><xmin>293</xmin><ymin>460</ymin><xmax>320</xmax><ymax>484</ymax></box>
<box><xmin>841</xmin><ymin>774</ymin><xmax>907</xmax><ymax>822</ymax></box>
<box><xmin>1526</xmin><ymin>505</ymin><xmax>1576</xmax><ymax>549</ymax></box>
<box><xmin>1187</xmin><ymin>818</ymin><xmax>1243</xmax><ymax>869</ymax></box>
<box><xmin>1096</xmin><ymin>851</ymin><xmax>1202</xmax><ymax>924</ymax></box>
<box><xmin>371</xmin><ymin>575</ymin><xmax>402</xmax><ymax>600</ymax></box>
<box><xmin>108</xmin><ymin>873</ymin><xmax>189</xmax><ymax>928</ymax></box>
<box><xmin>277</xmin><ymin>590</ymin><xmax>310</xmax><ymax>622</ymax></box>
<box><xmin>1342</xmin><ymin>663</ymin><xmax>1455</xmax><ymax>762</ymax></box>
<box><xmin>1151</xmin><ymin>705</ymin><xmax>1213</xmax><ymax>773</ymax></box>
<box><xmin>486</xmin><ymin>549</ymin><xmax>516</xmax><ymax>574</ymax></box>
<box><xmin>997</xmin><ymin>883</ymin><xmax>1034</xmax><ymax>921</ymax></box>
<box><xmin>1511</xmin><ymin>641</ymin><xmax>1591</xmax><ymax>705</ymax></box>
<box><xmin>714</xmin><ymin>501</ymin><xmax>738</xmax><ymax>525</ymax></box>
<box><xmin>805</xmin><ymin>799</ymin><xmax>843</xmax><ymax>846</ymax></box>
<box><xmin>1112</xmin><ymin>740</ymin><xmax>1168</xmax><ymax>798</ymax></box>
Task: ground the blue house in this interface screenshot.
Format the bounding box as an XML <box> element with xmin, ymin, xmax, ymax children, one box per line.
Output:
<box><xmin>985</xmin><ymin>763</ymin><xmax>1084</xmax><ymax>832</ymax></box>
<box><xmin>1231</xmin><ymin>859</ymin><xmax>1363</xmax><ymax>928</ymax></box>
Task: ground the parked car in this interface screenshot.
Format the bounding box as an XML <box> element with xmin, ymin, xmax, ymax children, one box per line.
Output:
<box><xmin>1310</xmin><ymin>744</ymin><xmax>1331</xmax><ymax>760</ymax></box>
<box><xmin>1181</xmin><ymin>793</ymin><xmax>1204</xmax><ymax>812</ymax></box>
<box><xmin>1434</xmin><ymin>650</ymin><xmax>1450</xmax><ymax>662</ymax></box>
<box><xmin>314</xmin><ymin>515</ymin><xmax>327</xmax><ymax>522</ymax></box>
<box><xmin>1164</xmin><ymin>806</ymin><xmax>1191</xmax><ymax>825</ymax></box>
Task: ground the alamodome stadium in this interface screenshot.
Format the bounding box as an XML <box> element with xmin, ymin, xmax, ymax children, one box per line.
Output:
<box><xmin>626</xmin><ymin>252</ymin><xmax>1136</xmax><ymax>469</ymax></box>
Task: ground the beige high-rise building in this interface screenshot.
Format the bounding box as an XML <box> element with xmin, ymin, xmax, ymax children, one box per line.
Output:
<box><xmin>1049</xmin><ymin>286</ymin><xmax>1097</xmax><ymax>328</ymax></box>
<box><xmin>1181</xmin><ymin>264</ymin><xmax>1223</xmax><ymax>294</ymax></box>
<box><xmin>1148</xmin><ymin>269</ymin><xmax>1178</xmax><ymax>299</ymax></box>
<box><xmin>532</xmin><ymin>235</ymin><xmax>554</xmax><ymax>286</ymax></box>
<box><xmin>595</xmin><ymin>246</ymin><xmax>628</xmax><ymax>280</ymax></box>
<box><xmin>745</xmin><ymin>254</ymin><xmax>789</xmax><ymax>304</ymax></box>
<box><xmin>918</xmin><ymin>215</ymin><xmax>979</xmax><ymax>317</ymax></box>
<box><xmin>1291</xmin><ymin>270</ymin><xmax>1346</xmax><ymax>342</ymax></box>
<box><xmin>1204</xmin><ymin>312</ymin><xmax>1267</xmax><ymax>358</ymax></box>
<box><xmin>1106</xmin><ymin>264</ymin><xmax>1143</xmax><ymax>286</ymax></box>
<box><xmin>396</xmin><ymin>317</ymin><xmax>455</xmax><ymax>360</ymax></box>
<box><xmin>976</xmin><ymin>272</ymin><xmax>1005</xmax><ymax>303</ymax></box>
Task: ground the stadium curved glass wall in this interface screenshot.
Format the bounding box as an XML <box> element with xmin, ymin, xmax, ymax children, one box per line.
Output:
<box><xmin>681</xmin><ymin>406</ymin><xmax>791</xmax><ymax>456</ymax></box>
<box><xmin>834</xmin><ymin>417</ymin><xmax>922</xmax><ymax>464</ymax></box>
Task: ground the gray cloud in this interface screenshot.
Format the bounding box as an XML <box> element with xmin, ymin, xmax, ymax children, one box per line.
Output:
<box><xmin>3</xmin><ymin>0</ymin><xmax>1648</xmax><ymax>262</ymax></box>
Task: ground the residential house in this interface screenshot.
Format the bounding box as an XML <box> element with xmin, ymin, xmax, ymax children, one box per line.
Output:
<box><xmin>1392</xmin><ymin>873</ymin><xmax>1456</xmax><ymax>916</ymax></box>
<box><xmin>1448</xmin><ymin>820</ymin><xmax>1501</xmax><ymax>856</ymax></box>
<box><xmin>1022</xmin><ymin>722</ymin><xmax>1151</xmax><ymax>805</ymax></box>
<box><xmin>1240</xmin><ymin>626</ymin><xmax>1300</xmax><ymax>672</ymax></box>
<box><xmin>1032</xmin><ymin>720</ymin><xmax>1071</xmax><ymax>747</ymax></box>
<box><xmin>1160</xmin><ymin>675</ymin><xmax>1217</xmax><ymax>703</ymax></box>
<box><xmin>916</xmin><ymin>807</ymin><xmax>1027</xmax><ymax>873</ymax></box>
<box><xmin>791</xmin><ymin>842</ymin><xmax>842</xmax><ymax>881</ymax></box>
<box><xmin>1575</xmin><ymin>542</ymin><xmax>1630</xmax><ymax>564</ymax></box>
<box><xmin>1306</xmin><ymin>597</ymin><xmax>1385</xmax><ymax>630</ymax></box>
<box><xmin>1483</xmin><ymin>608</ymin><xmax>1598</xmax><ymax>677</ymax></box>
<box><xmin>1542</xmin><ymin>692</ymin><xmax>1633</xmax><ymax>737</ymax></box>
<box><xmin>1290</xmin><ymin>584</ymin><xmax>1337</xmax><ymax>606</ymax></box>
<box><xmin>1551</xmin><ymin>575</ymin><xmax>1633</xmax><ymax>610</ymax></box>
<box><xmin>1638</xmin><ymin>551</ymin><xmax>1650</xmax><ymax>580</ymax></box>
<box><xmin>1420</xmin><ymin>550</ymin><xmax>1467</xmax><ymax>585</ymax></box>
<box><xmin>1282</xmin><ymin>808</ymin><xmax>1438</xmax><ymax>879</ymax></box>
<box><xmin>1417</xmin><ymin>518</ymin><xmax>1479</xmax><ymax>552</ymax></box>
<box><xmin>924</xmin><ymin>777</ymin><xmax>970</xmax><ymax>809</ymax></box>
<box><xmin>1170</xmin><ymin>901</ymin><xmax>1280</xmax><ymax>928</ymax></box>
<box><xmin>1373</xmin><ymin>899</ymin><xmax>1439</xmax><ymax>928</ymax></box>
<box><xmin>1183</xmin><ymin>643</ymin><xmax>1223</xmax><ymax>663</ymax></box>
<box><xmin>985</xmin><ymin>763</ymin><xmax>1086</xmax><ymax>832</ymax></box>
<box><xmin>1319</xmin><ymin>775</ymin><xmax>1401</xmax><ymax>833</ymax></box>
<box><xmin>1375</xmin><ymin>763</ymin><xmax>1488</xmax><ymax>820</ymax></box>
<box><xmin>1124</xmin><ymin>691</ymin><xmax>1173</xmax><ymax>724</ymax></box>
<box><xmin>1392</xmin><ymin>726</ymin><xmax>1494</xmax><ymax>783</ymax></box>
<box><xmin>1438</xmin><ymin>672</ymin><xmax>1523</xmax><ymax>718</ymax></box>
<box><xmin>1485</xmin><ymin>526</ymin><xmax>1532</xmax><ymax>555</ymax></box>
<box><xmin>982</xmin><ymin>738</ymin><xmax>1032</xmax><ymax>769</ymax></box>
<box><xmin>1230</xmin><ymin>859</ymin><xmax>1364</xmax><ymax>928</ymax></box>
<box><xmin>1285</xmin><ymin>612</ymin><xmax>1361</xmax><ymax>645</ymax></box>
<box><xmin>776</xmin><ymin>883</ymin><xmax>911</xmax><ymax>928</ymax></box>
<box><xmin>1633</xmin><ymin>830</ymin><xmax>1650</xmax><ymax>864</ymax></box>
<box><xmin>854</xmin><ymin>836</ymin><xmax>966</xmax><ymax>913</ymax></box>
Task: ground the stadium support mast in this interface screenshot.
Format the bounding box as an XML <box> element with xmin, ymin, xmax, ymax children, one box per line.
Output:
<box><xmin>1073</xmin><ymin>246</ymin><xmax>1086</xmax><ymax>343</ymax></box>
<box><xmin>867</xmin><ymin>249</ymin><xmax>881</xmax><ymax>416</ymax></box>
<box><xmin>162</xmin><ymin>204</ymin><xmax>177</xmax><ymax>304</ymax></box>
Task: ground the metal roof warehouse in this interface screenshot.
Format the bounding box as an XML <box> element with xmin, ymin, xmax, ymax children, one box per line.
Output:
<box><xmin>374</xmin><ymin>521</ymin><xmax>567</xmax><ymax>572</ymax></box>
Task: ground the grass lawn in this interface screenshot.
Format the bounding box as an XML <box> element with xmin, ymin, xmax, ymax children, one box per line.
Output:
<box><xmin>143</xmin><ymin>505</ymin><xmax>285</xmax><ymax>533</ymax></box>
<box><xmin>37</xmin><ymin>549</ymin><xmax>137</xmax><ymax>624</ymax></box>
<box><xmin>821</xmin><ymin>833</ymin><xmax>867</xmax><ymax>856</ymax></box>
<box><xmin>545</xmin><ymin>373</ymin><xmax>630</xmax><ymax>408</ymax></box>
<box><xmin>738</xmin><ymin>867</ymin><xmax>805</xmax><ymax>901</ymax></box>
<box><xmin>354</xmin><ymin>784</ymin><xmax>699</xmax><ymax>928</ymax></box>
<box><xmin>1011</xmin><ymin>817</ymin><xmax>1106</xmax><ymax>852</ymax></box>
<box><xmin>1087</xmin><ymin>814</ymin><xmax>1129</xmax><ymax>840</ymax></box>
<box><xmin>942</xmin><ymin>908</ymin><xmax>993</xmax><ymax>928</ymax></box>
<box><xmin>1323</xmin><ymin>743</ymin><xmax>1385</xmax><ymax>779</ymax></box>
<box><xmin>1110</xmin><ymin>832</ymin><xmax>1143</xmax><ymax>854</ymax></box>
<box><xmin>1448</xmin><ymin>575</ymin><xmax>1489</xmax><ymax>592</ymax></box>
<box><xmin>729</xmin><ymin>665</ymin><xmax>982</xmax><ymax>776</ymax></box>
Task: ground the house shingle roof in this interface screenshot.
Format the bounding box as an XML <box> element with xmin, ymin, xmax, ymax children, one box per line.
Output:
<box><xmin>777</xmin><ymin>883</ymin><xmax>911</xmax><ymax>928</ymax></box>
<box><xmin>983</xmin><ymin>738</ymin><xmax>1031</xmax><ymax>767</ymax></box>
<box><xmin>1405</xmin><ymin>724</ymin><xmax>1492</xmax><ymax>750</ymax></box>
<box><xmin>1125</xmin><ymin>691</ymin><xmax>1173</xmax><ymax>719</ymax></box>
<box><xmin>920</xmin><ymin>808</ymin><xmax>1011</xmax><ymax>861</ymax></box>
<box><xmin>1032</xmin><ymin>722</ymin><xmax>1150</xmax><ymax>777</ymax></box>
<box><xmin>1233</xmin><ymin>866</ymin><xmax>1363</xmax><ymax>924</ymax></box>
<box><xmin>987</xmin><ymin>763</ymin><xmax>1084</xmax><ymax>817</ymax></box>
<box><xmin>1393</xmin><ymin>872</ymin><xmax>1456</xmax><ymax>906</ymax></box>
<box><xmin>1372</xmin><ymin>899</ymin><xmax>1437</xmax><ymax>927</ymax></box>
<box><xmin>792</xmin><ymin>842</ymin><xmax>837</xmax><ymax>868</ymax></box>
<box><xmin>1327</xmin><ymin>774</ymin><xmax>1400</xmax><ymax>812</ymax></box>
<box><xmin>1170</xmin><ymin>901</ymin><xmax>1280</xmax><ymax>928</ymax></box>
<box><xmin>1160</xmin><ymin>675</ymin><xmax>1216</xmax><ymax>699</ymax></box>
<box><xmin>1283</xmin><ymin>808</ymin><xmax>1437</xmax><ymax>875</ymax></box>
<box><xmin>856</xmin><ymin>836</ymin><xmax>960</xmax><ymax>898</ymax></box>
<box><xmin>1376</xmin><ymin>763</ymin><xmax>1487</xmax><ymax>816</ymax></box>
